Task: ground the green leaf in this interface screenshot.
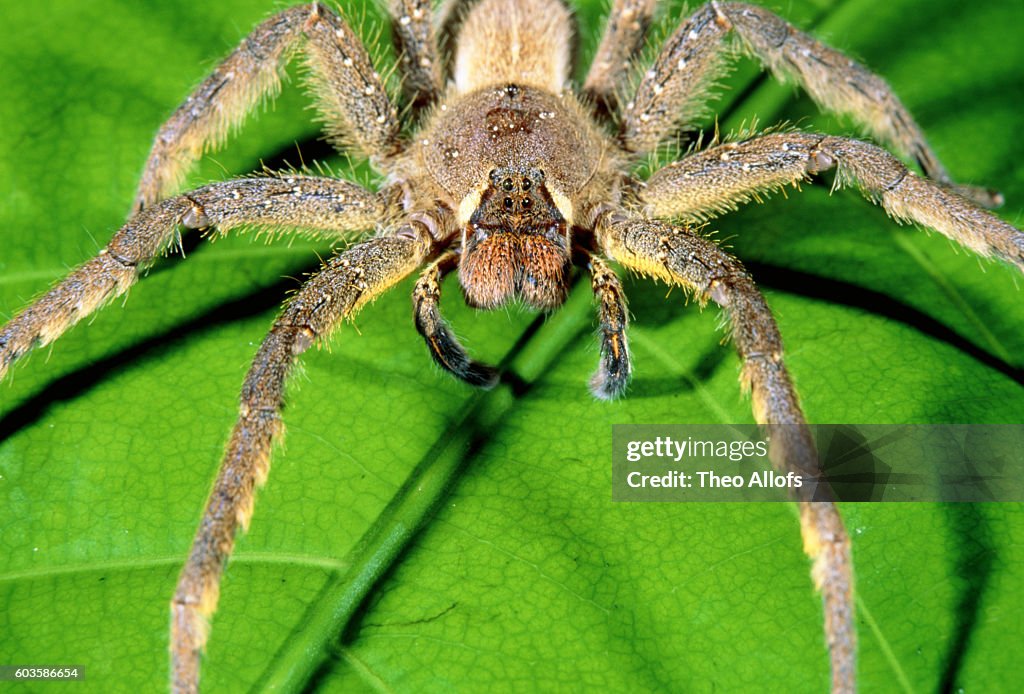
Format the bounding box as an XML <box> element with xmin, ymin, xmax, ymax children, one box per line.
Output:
<box><xmin>1</xmin><ymin>0</ymin><xmax>1021</xmax><ymax>692</ymax></box>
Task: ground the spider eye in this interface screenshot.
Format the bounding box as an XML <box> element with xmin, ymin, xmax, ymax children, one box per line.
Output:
<box><xmin>502</xmin><ymin>178</ymin><xmax>514</xmax><ymax>191</ymax></box>
<box><xmin>522</xmin><ymin>178</ymin><xmax>532</xmax><ymax>190</ymax></box>
<box><xmin>503</xmin><ymin>197</ymin><xmax>514</xmax><ymax>210</ymax></box>
<box><xmin>521</xmin><ymin>198</ymin><xmax>532</xmax><ymax>209</ymax></box>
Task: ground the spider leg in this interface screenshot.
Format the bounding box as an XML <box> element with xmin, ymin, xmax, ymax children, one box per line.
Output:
<box><xmin>620</xmin><ymin>2</ymin><xmax>1001</xmax><ymax>208</ymax></box>
<box><xmin>132</xmin><ymin>2</ymin><xmax>400</xmax><ymax>212</ymax></box>
<box><xmin>578</xmin><ymin>249</ymin><xmax>632</xmax><ymax>399</ymax></box>
<box><xmin>583</xmin><ymin>0</ymin><xmax>657</xmax><ymax>115</ymax></box>
<box><xmin>171</xmin><ymin>224</ymin><xmax>433</xmax><ymax>693</ymax></box>
<box><xmin>390</xmin><ymin>0</ymin><xmax>443</xmax><ymax>107</ymax></box>
<box><xmin>413</xmin><ymin>249</ymin><xmax>500</xmax><ymax>388</ymax></box>
<box><xmin>595</xmin><ymin>212</ymin><xmax>855</xmax><ymax>694</ymax></box>
<box><xmin>641</xmin><ymin>133</ymin><xmax>1024</xmax><ymax>271</ymax></box>
<box><xmin>0</xmin><ymin>176</ymin><xmax>384</xmax><ymax>381</ymax></box>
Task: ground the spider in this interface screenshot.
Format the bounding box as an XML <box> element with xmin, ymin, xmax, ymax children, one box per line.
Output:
<box><xmin>1</xmin><ymin>0</ymin><xmax>1022</xmax><ymax>691</ymax></box>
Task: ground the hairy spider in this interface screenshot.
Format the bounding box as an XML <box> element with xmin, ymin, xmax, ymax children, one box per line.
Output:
<box><xmin>1</xmin><ymin>0</ymin><xmax>1022</xmax><ymax>692</ymax></box>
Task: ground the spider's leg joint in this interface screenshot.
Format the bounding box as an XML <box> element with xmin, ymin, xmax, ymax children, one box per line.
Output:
<box><xmin>181</xmin><ymin>200</ymin><xmax>211</xmax><ymax>230</ymax></box>
<box><xmin>97</xmin><ymin>247</ymin><xmax>139</xmax><ymax>269</ymax></box>
<box><xmin>744</xmin><ymin>350</ymin><xmax>783</xmax><ymax>365</ymax></box>
<box><xmin>707</xmin><ymin>277</ymin><xmax>728</xmax><ymax>305</ymax></box>
<box><xmin>290</xmin><ymin>326</ymin><xmax>317</xmax><ymax>355</ymax></box>
<box><xmin>406</xmin><ymin>209</ymin><xmax>453</xmax><ymax>243</ymax></box>
<box><xmin>709</xmin><ymin>2</ymin><xmax>732</xmax><ymax>30</ymax></box>
<box><xmin>304</xmin><ymin>3</ymin><xmax>324</xmax><ymax>31</ymax></box>
<box><xmin>806</xmin><ymin>149</ymin><xmax>836</xmax><ymax>174</ymax></box>
<box><xmin>394</xmin><ymin>219</ymin><xmax>434</xmax><ymax>244</ymax></box>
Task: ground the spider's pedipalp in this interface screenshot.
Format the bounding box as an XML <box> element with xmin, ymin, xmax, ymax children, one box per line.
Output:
<box><xmin>641</xmin><ymin>133</ymin><xmax>1024</xmax><ymax>271</ymax></box>
<box><xmin>595</xmin><ymin>213</ymin><xmax>855</xmax><ymax>693</ymax></box>
<box><xmin>171</xmin><ymin>228</ymin><xmax>432</xmax><ymax>693</ymax></box>
<box><xmin>133</xmin><ymin>3</ymin><xmax>400</xmax><ymax>213</ymax></box>
<box><xmin>580</xmin><ymin>250</ymin><xmax>632</xmax><ymax>400</ymax></box>
<box><xmin>620</xmin><ymin>2</ymin><xmax>1000</xmax><ymax>208</ymax></box>
<box><xmin>583</xmin><ymin>0</ymin><xmax>657</xmax><ymax>115</ymax></box>
<box><xmin>413</xmin><ymin>250</ymin><xmax>500</xmax><ymax>388</ymax></box>
<box><xmin>0</xmin><ymin>176</ymin><xmax>383</xmax><ymax>382</ymax></box>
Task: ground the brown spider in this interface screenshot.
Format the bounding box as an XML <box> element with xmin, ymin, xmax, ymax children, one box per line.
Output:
<box><xmin>1</xmin><ymin>0</ymin><xmax>1021</xmax><ymax>691</ymax></box>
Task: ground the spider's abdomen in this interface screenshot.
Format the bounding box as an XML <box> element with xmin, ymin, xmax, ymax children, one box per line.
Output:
<box><xmin>453</xmin><ymin>0</ymin><xmax>573</xmax><ymax>94</ymax></box>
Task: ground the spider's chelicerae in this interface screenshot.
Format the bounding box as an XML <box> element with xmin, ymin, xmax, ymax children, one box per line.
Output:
<box><xmin>2</xmin><ymin>0</ymin><xmax>1022</xmax><ymax>691</ymax></box>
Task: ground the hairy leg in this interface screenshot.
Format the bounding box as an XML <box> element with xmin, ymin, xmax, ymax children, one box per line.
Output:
<box><xmin>0</xmin><ymin>176</ymin><xmax>385</xmax><ymax>381</ymax></box>
<box><xmin>133</xmin><ymin>2</ymin><xmax>400</xmax><ymax>212</ymax></box>
<box><xmin>170</xmin><ymin>225</ymin><xmax>432</xmax><ymax>693</ymax></box>
<box><xmin>413</xmin><ymin>249</ymin><xmax>499</xmax><ymax>387</ymax></box>
<box><xmin>390</xmin><ymin>0</ymin><xmax>443</xmax><ymax>107</ymax></box>
<box><xmin>583</xmin><ymin>0</ymin><xmax>656</xmax><ymax>115</ymax></box>
<box><xmin>640</xmin><ymin>132</ymin><xmax>1024</xmax><ymax>270</ymax></box>
<box><xmin>596</xmin><ymin>212</ymin><xmax>855</xmax><ymax>693</ymax></box>
<box><xmin>579</xmin><ymin>250</ymin><xmax>632</xmax><ymax>399</ymax></box>
<box><xmin>619</xmin><ymin>2</ymin><xmax>999</xmax><ymax>207</ymax></box>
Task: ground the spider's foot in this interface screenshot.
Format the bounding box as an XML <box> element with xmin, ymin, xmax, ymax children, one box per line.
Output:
<box><xmin>420</xmin><ymin>318</ymin><xmax>500</xmax><ymax>389</ymax></box>
<box><xmin>589</xmin><ymin>361</ymin><xmax>631</xmax><ymax>401</ymax></box>
<box><xmin>457</xmin><ymin>360</ymin><xmax>501</xmax><ymax>389</ymax></box>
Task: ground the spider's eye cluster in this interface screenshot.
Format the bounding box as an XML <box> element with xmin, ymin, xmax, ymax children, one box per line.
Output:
<box><xmin>501</xmin><ymin>176</ymin><xmax>535</xmax><ymax>211</ymax></box>
<box><xmin>481</xmin><ymin>169</ymin><xmax>549</xmax><ymax>225</ymax></box>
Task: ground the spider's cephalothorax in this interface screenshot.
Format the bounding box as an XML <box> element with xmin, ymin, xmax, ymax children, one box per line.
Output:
<box><xmin>1</xmin><ymin>0</ymin><xmax>1022</xmax><ymax>692</ymax></box>
<box><xmin>413</xmin><ymin>81</ymin><xmax>614</xmax><ymax>311</ymax></box>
